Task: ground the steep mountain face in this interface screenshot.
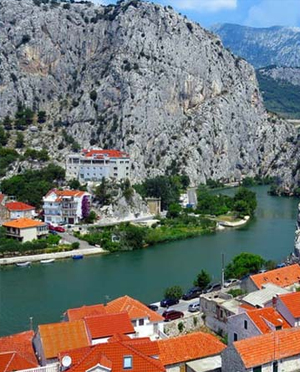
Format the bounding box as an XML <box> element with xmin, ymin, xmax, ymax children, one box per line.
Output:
<box><xmin>256</xmin><ymin>66</ymin><xmax>300</xmax><ymax>119</ymax></box>
<box><xmin>211</xmin><ymin>24</ymin><xmax>300</xmax><ymax>68</ymax></box>
<box><xmin>0</xmin><ymin>0</ymin><xmax>299</xmax><ymax>187</ymax></box>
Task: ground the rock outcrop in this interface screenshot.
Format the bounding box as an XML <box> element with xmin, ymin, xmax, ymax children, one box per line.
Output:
<box><xmin>0</xmin><ymin>0</ymin><xmax>299</xmax><ymax>188</ymax></box>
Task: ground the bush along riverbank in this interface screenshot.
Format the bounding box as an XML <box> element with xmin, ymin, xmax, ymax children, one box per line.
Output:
<box><xmin>75</xmin><ymin>215</ymin><xmax>216</xmax><ymax>253</ymax></box>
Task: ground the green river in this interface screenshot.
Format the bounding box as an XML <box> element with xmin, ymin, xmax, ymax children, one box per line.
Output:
<box><xmin>0</xmin><ymin>186</ymin><xmax>298</xmax><ymax>336</ymax></box>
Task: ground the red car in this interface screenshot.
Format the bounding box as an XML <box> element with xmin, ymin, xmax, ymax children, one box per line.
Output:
<box><xmin>48</xmin><ymin>224</ymin><xmax>56</xmax><ymax>231</ymax></box>
<box><xmin>162</xmin><ymin>309</ymin><xmax>184</xmax><ymax>322</ymax></box>
<box><xmin>54</xmin><ymin>226</ymin><xmax>65</xmax><ymax>233</ymax></box>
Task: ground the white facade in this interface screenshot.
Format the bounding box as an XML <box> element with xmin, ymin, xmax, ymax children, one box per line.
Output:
<box><xmin>9</xmin><ymin>209</ymin><xmax>35</xmax><ymax>220</ymax></box>
<box><xmin>131</xmin><ymin>317</ymin><xmax>164</xmax><ymax>339</ymax></box>
<box><xmin>66</xmin><ymin>149</ymin><xmax>130</xmax><ymax>182</ymax></box>
<box><xmin>4</xmin><ymin>224</ymin><xmax>48</xmax><ymax>242</ymax></box>
<box><xmin>43</xmin><ymin>190</ymin><xmax>90</xmax><ymax>225</ymax></box>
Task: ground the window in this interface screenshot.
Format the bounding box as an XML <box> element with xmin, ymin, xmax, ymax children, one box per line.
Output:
<box><xmin>253</xmin><ymin>366</ymin><xmax>262</xmax><ymax>372</ymax></box>
<box><xmin>233</xmin><ymin>333</ymin><xmax>238</xmax><ymax>341</ymax></box>
<box><xmin>139</xmin><ymin>319</ymin><xmax>144</xmax><ymax>326</ymax></box>
<box><xmin>123</xmin><ymin>356</ymin><xmax>132</xmax><ymax>369</ymax></box>
<box><xmin>244</xmin><ymin>320</ymin><xmax>248</xmax><ymax>330</ymax></box>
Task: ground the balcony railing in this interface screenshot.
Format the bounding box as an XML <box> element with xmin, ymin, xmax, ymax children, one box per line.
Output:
<box><xmin>19</xmin><ymin>363</ymin><xmax>59</xmax><ymax>372</ymax></box>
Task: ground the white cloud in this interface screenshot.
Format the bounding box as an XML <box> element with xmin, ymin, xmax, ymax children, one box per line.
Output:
<box><xmin>245</xmin><ymin>0</ymin><xmax>300</xmax><ymax>27</ymax></box>
<box><xmin>165</xmin><ymin>0</ymin><xmax>237</xmax><ymax>12</ymax></box>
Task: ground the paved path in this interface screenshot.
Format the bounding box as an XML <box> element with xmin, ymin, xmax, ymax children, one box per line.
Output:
<box><xmin>59</xmin><ymin>232</ymin><xmax>95</xmax><ymax>249</ymax></box>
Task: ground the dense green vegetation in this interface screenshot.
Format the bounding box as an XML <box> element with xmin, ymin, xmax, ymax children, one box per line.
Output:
<box><xmin>257</xmin><ymin>69</ymin><xmax>300</xmax><ymax>119</ymax></box>
<box><xmin>164</xmin><ymin>285</ymin><xmax>183</xmax><ymax>300</ymax></box>
<box><xmin>0</xmin><ymin>164</ymin><xmax>65</xmax><ymax>207</ymax></box>
<box><xmin>193</xmin><ymin>269</ymin><xmax>211</xmax><ymax>289</ymax></box>
<box><xmin>196</xmin><ymin>187</ymin><xmax>257</xmax><ymax>218</ymax></box>
<box><xmin>225</xmin><ymin>252</ymin><xmax>265</xmax><ymax>279</ymax></box>
<box><xmin>134</xmin><ymin>175</ymin><xmax>190</xmax><ymax>210</ymax></box>
<box><xmin>77</xmin><ymin>215</ymin><xmax>216</xmax><ymax>253</ymax></box>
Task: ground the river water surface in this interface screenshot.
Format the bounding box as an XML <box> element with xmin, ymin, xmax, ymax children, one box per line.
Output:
<box><xmin>0</xmin><ymin>186</ymin><xmax>298</xmax><ymax>336</ymax></box>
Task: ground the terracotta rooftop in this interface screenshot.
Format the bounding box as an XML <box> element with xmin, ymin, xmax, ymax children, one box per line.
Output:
<box><xmin>234</xmin><ymin>327</ymin><xmax>300</xmax><ymax>368</ymax></box>
<box><xmin>246</xmin><ymin>307</ymin><xmax>290</xmax><ymax>334</ymax></box>
<box><xmin>59</xmin><ymin>334</ymin><xmax>165</xmax><ymax>372</ymax></box>
<box><xmin>84</xmin><ymin>312</ymin><xmax>135</xmax><ymax>339</ymax></box>
<box><xmin>38</xmin><ymin>320</ymin><xmax>90</xmax><ymax>359</ymax></box>
<box><xmin>45</xmin><ymin>189</ymin><xmax>86</xmax><ymax>200</ymax></box>
<box><xmin>106</xmin><ymin>295</ymin><xmax>164</xmax><ymax>323</ymax></box>
<box><xmin>2</xmin><ymin>218</ymin><xmax>45</xmax><ymax>229</ymax></box>
<box><xmin>157</xmin><ymin>332</ymin><xmax>226</xmax><ymax>366</ymax></box>
<box><xmin>5</xmin><ymin>201</ymin><xmax>35</xmax><ymax>211</ymax></box>
<box><xmin>250</xmin><ymin>264</ymin><xmax>300</xmax><ymax>289</ymax></box>
<box><xmin>66</xmin><ymin>304</ymin><xmax>106</xmax><ymax>321</ymax></box>
<box><xmin>0</xmin><ymin>352</ymin><xmax>37</xmax><ymax>372</ymax></box>
<box><xmin>0</xmin><ymin>331</ymin><xmax>37</xmax><ymax>366</ymax></box>
<box><xmin>82</xmin><ymin>149</ymin><xmax>129</xmax><ymax>159</ymax></box>
<box><xmin>278</xmin><ymin>291</ymin><xmax>300</xmax><ymax>318</ymax></box>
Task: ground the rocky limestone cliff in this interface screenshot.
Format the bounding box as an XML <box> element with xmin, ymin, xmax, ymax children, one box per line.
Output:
<box><xmin>259</xmin><ymin>66</ymin><xmax>300</xmax><ymax>86</ymax></box>
<box><xmin>211</xmin><ymin>23</ymin><xmax>300</xmax><ymax>68</ymax></box>
<box><xmin>0</xmin><ymin>0</ymin><xmax>299</xmax><ymax>188</ymax></box>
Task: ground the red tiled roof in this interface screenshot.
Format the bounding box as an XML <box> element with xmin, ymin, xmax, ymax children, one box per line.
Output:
<box><xmin>59</xmin><ymin>335</ymin><xmax>165</xmax><ymax>372</ymax></box>
<box><xmin>66</xmin><ymin>304</ymin><xmax>106</xmax><ymax>321</ymax></box>
<box><xmin>5</xmin><ymin>201</ymin><xmax>35</xmax><ymax>211</ymax></box>
<box><xmin>234</xmin><ymin>327</ymin><xmax>300</xmax><ymax>368</ymax></box>
<box><xmin>0</xmin><ymin>352</ymin><xmax>37</xmax><ymax>372</ymax></box>
<box><xmin>278</xmin><ymin>291</ymin><xmax>300</xmax><ymax>318</ymax></box>
<box><xmin>45</xmin><ymin>189</ymin><xmax>86</xmax><ymax>200</ymax></box>
<box><xmin>84</xmin><ymin>312</ymin><xmax>135</xmax><ymax>339</ymax></box>
<box><xmin>0</xmin><ymin>331</ymin><xmax>37</xmax><ymax>366</ymax></box>
<box><xmin>83</xmin><ymin>149</ymin><xmax>129</xmax><ymax>159</ymax></box>
<box><xmin>246</xmin><ymin>307</ymin><xmax>290</xmax><ymax>334</ymax></box>
<box><xmin>2</xmin><ymin>218</ymin><xmax>46</xmax><ymax>229</ymax></box>
<box><xmin>106</xmin><ymin>296</ymin><xmax>164</xmax><ymax>323</ymax></box>
<box><xmin>157</xmin><ymin>332</ymin><xmax>226</xmax><ymax>366</ymax></box>
<box><xmin>38</xmin><ymin>320</ymin><xmax>90</xmax><ymax>359</ymax></box>
<box><xmin>250</xmin><ymin>264</ymin><xmax>300</xmax><ymax>289</ymax></box>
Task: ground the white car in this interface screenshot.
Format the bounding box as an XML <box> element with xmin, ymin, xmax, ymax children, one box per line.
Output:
<box><xmin>188</xmin><ymin>302</ymin><xmax>200</xmax><ymax>312</ymax></box>
<box><xmin>224</xmin><ymin>278</ymin><xmax>240</xmax><ymax>288</ymax></box>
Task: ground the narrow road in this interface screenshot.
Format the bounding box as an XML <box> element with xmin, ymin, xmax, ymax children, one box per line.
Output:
<box><xmin>58</xmin><ymin>232</ymin><xmax>96</xmax><ymax>249</ymax></box>
<box><xmin>187</xmin><ymin>188</ymin><xmax>198</xmax><ymax>207</ymax></box>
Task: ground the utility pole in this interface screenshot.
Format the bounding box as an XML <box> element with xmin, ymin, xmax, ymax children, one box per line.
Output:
<box><xmin>29</xmin><ymin>316</ymin><xmax>33</xmax><ymax>331</ymax></box>
<box><xmin>221</xmin><ymin>253</ymin><xmax>225</xmax><ymax>288</ymax></box>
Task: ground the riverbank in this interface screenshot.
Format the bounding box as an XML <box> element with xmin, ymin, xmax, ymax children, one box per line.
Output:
<box><xmin>217</xmin><ymin>216</ymin><xmax>250</xmax><ymax>228</ymax></box>
<box><xmin>0</xmin><ymin>247</ymin><xmax>106</xmax><ymax>266</ymax></box>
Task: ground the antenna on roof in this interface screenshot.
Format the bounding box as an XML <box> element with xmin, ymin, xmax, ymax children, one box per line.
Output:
<box><xmin>62</xmin><ymin>356</ymin><xmax>72</xmax><ymax>370</ymax></box>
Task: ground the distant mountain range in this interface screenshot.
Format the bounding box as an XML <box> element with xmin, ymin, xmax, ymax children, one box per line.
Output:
<box><xmin>211</xmin><ymin>23</ymin><xmax>300</xmax><ymax>68</ymax></box>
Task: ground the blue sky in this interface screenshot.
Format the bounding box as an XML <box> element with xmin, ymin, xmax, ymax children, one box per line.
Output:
<box><xmin>90</xmin><ymin>0</ymin><xmax>300</xmax><ymax>28</ymax></box>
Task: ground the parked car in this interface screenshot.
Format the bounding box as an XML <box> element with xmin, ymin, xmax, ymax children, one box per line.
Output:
<box><xmin>188</xmin><ymin>302</ymin><xmax>200</xmax><ymax>312</ymax></box>
<box><xmin>147</xmin><ymin>304</ymin><xmax>159</xmax><ymax>311</ymax></box>
<box><xmin>54</xmin><ymin>226</ymin><xmax>65</xmax><ymax>233</ymax></box>
<box><xmin>162</xmin><ymin>309</ymin><xmax>184</xmax><ymax>321</ymax></box>
<box><xmin>47</xmin><ymin>224</ymin><xmax>56</xmax><ymax>231</ymax></box>
<box><xmin>224</xmin><ymin>278</ymin><xmax>240</xmax><ymax>288</ymax></box>
<box><xmin>203</xmin><ymin>282</ymin><xmax>221</xmax><ymax>294</ymax></box>
<box><xmin>160</xmin><ymin>298</ymin><xmax>180</xmax><ymax>307</ymax></box>
<box><xmin>49</xmin><ymin>230</ymin><xmax>58</xmax><ymax>235</ymax></box>
<box><xmin>276</xmin><ymin>263</ymin><xmax>286</xmax><ymax>268</ymax></box>
<box><xmin>182</xmin><ymin>287</ymin><xmax>202</xmax><ymax>300</ymax></box>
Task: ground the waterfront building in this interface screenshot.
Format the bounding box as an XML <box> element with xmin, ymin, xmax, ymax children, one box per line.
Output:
<box><xmin>66</xmin><ymin>149</ymin><xmax>130</xmax><ymax>182</ymax></box>
<box><xmin>2</xmin><ymin>218</ymin><xmax>48</xmax><ymax>242</ymax></box>
<box><xmin>227</xmin><ymin>307</ymin><xmax>290</xmax><ymax>345</ymax></box>
<box><xmin>157</xmin><ymin>332</ymin><xmax>226</xmax><ymax>372</ymax></box>
<box><xmin>273</xmin><ymin>291</ymin><xmax>300</xmax><ymax>327</ymax></box>
<box><xmin>33</xmin><ymin>320</ymin><xmax>90</xmax><ymax>365</ymax></box>
<box><xmin>241</xmin><ymin>283</ymin><xmax>289</xmax><ymax>308</ymax></box>
<box><xmin>58</xmin><ymin>334</ymin><xmax>165</xmax><ymax>372</ymax></box>
<box><xmin>84</xmin><ymin>313</ymin><xmax>135</xmax><ymax>345</ymax></box>
<box><xmin>43</xmin><ymin>189</ymin><xmax>90</xmax><ymax>225</ymax></box>
<box><xmin>0</xmin><ymin>331</ymin><xmax>38</xmax><ymax>372</ymax></box>
<box><xmin>222</xmin><ymin>327</ymin><xmax>300</xmax><ymax>372</ymax></box>
<box><xmin>241</xmin><ymin>264</ymin><xmax>300</xmax><ymax>293</ymax></box>
<box><xmin>5</xmin><ymin>201</ymin><xmax>35</xmax><ymax>220</ymax></box>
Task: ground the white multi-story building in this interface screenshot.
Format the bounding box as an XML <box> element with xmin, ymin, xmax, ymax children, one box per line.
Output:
<box><xmin>43</xmin><ymin>189</ymin><xmax>91</xmax><ymax>225</ymax></box>
<box><xmin>66</xmin><ymin>149</ymin><xmax>130</xmax><ymax>182</ymax></box>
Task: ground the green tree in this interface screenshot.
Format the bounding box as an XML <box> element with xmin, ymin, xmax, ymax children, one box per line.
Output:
<box><xmin>233</xmin><ymin>200</ymin><xmax>250</xmax><ymax>218</ymax></box>
<box><xmin>120</xmin><ymin>224</ymin><xmax>147</xmax><ymax>250</ymax></box>
<box><xmin>3</xmin><ymin>116</ymin><xmax>13</xmax><ymax>130</ymax></box>
<box><xmin>164</xmin><ymin>285</ymin><xmax>183</xmax><ymax>300</ymax></box>
<box><xmin>38</xmin><ymin>111</ymin><xmax>47</xmax><ymax>123</ymax></box>
<box><xmin>225</xmin><ymin>252</ymin><xmax>265</xmax><ymax>279</ymax></box>
<box><xmin>15</xmin><ymin>132</ymin><xmax>24</xmax><ymax>148</ymax></box>
<box><xmin>166</xmin><ymin>203</ymin><xmax>182</xmax><ymax>219</ymax></box>
<box><xmin>95</xmin><ymin>178</ymin><xmax>111</xmax><ymax>206</ymax></box>
<box><xmin>85</xmin><ymin>211</ymin><xmax>97</xmax><ymax>224</ymax></box>
<box><xmin>234</xmin><ymin>188</ymin><xmax>257</xmax><ymax>216</ymax></box>
<box><xmin>0</xmin><ymin>126</ymin><xmax>8</xmax><ymax>146</ymax></box>
<box><xmin>68</xmin><ymin>178</ymin><xmax>81</xmax><ymax>189</ymax></box>
<box><xmin>193</xmin><ymin>269</ymin><xmax>211</xmax><ymax>289</ymax></box>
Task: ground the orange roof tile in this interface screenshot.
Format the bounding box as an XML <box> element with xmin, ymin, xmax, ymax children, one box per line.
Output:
<box><xmin>0</xmin><ymin>331</ymin><xmax>37</xmax><ymax>366</ymax></box>
<box><xmin>234</xmin><ymin>327</ymin><xmax>300</xmax><ymax>368</ymax></box>
<box><xmin>66</xmin><ymin>304</ymin><xmax>106</xmax><ymax>321</ymax></box>
<box><xmin>157</xmin><ymin>332</ymin><xmax>226</xmax><ymax>366</ymax></box>
<box><xmin>250</xmin><ymin>264</ymin><xmax>300</xmax><ymax>289</ymax></box>
<box><xmin>0</xmin><ymin>352</ymin><xmax>37</xmax><ymax>372</ymax></box>
<box><xmin>2</xmin><ymin>218</ymin><xmax>46</xmax><ymax>229</ymax></box>
<box><xmin>106</xmin><ymin>296</ymin><xmax>164</xmax><ymax>323</ymax></box>
<box><xmin>239</xmin><ymin>303</ymin><xmax>256</xmax><ymax>311</ymax></box>
<box><xmin>246</xmin><ymin>308</ymin><xmax>290</xmax><ymax>334</ymax></box>
<box><xmin>84</xmin><ymin>312</ymin><xmax>135</xmax><ymax>339</ymax></box>
<box><xmin>59</xmin><ymin>335</ymin><xmax>165</xmax><ymax>372</ymax></box>
<box><xmin>278</xmin><ymin>291</ymin><xmax>300</xmax><ymax>318</ymax></box>
<box><xmin>83</xmin><ymin>149</ymin><xmax>129</xmax><ymax>159</ymax></box>
<box><xmin>5</xmin><ymin>201</ymin><xmax>35</xmax><ymax>211</ymax></box>
<box><xmin>38</xmin><ymin>320</ymin><xmax>90</xmax><ymax>359</ymax></box>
